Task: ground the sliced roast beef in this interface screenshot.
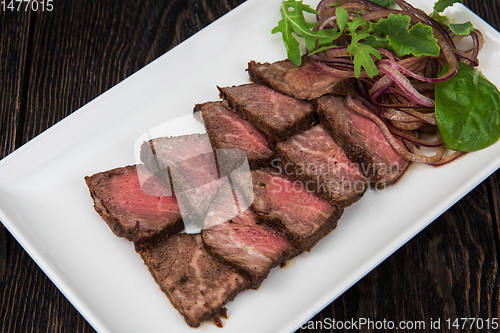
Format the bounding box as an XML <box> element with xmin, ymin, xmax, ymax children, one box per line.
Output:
<box><xmin>140</xmin><ymin>133</ymin><xmax>222</xmax><ymax>232</ymax></box>
<box><xmin>276</xmin><ymin>125</ymin><xmax>367</xmax><ymax>208</ymax></box>
<box><xmin>140</xmin><ymin>133</ymin><xmax>214</xmax><ymax>185</ymax></box>
<box><xmin>137</xmin><ymin>233</ymin><xmax>250</xmax><ymax>327</ymax></box>
<box><xmin>194</xmin><ymin>101</ymin><xmax>274</xmax><ymax>170</ymax></box>
<box><xmin>203</xmin><ymin>208</ymin><xmax>296</xmax><ymax>288</ymax></box>
<box><xmin>84</xmin><ymin>165</ymin><xmax>183</xmax><ymax>248</ymax></box>
<box><xmin>201</xmin><ymin>176</ymin><xmax>296</xmax><ymax>287</ymax></box>
<box><xmin>218</xmin><ymin>83</ymin><xmax>317</xmax><ymax>141</ymax></box>
<box><xmin>251</xmin><ymin>168</ymin><xmax>344</xmax><ymax>252</ymax></box>
<box><xmin>316</xmin><ymin>96</ymin><xmax>410</xmax><ymax>187</ymax></box>
<box><xmin>247</xmin><ymin>58</ymin><xmax>359</xmax><ymax>100</ymax></box>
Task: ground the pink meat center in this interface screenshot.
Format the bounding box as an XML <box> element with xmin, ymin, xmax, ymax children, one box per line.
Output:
<box><xmin>111</xmin><ymin>171</ymin><xmax>179</xmax><ymax>216</ymax></box>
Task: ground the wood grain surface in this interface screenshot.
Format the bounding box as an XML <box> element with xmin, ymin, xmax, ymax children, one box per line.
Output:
<box><xmin>1</xmin><ymin>1</ymin><xmax>499</xmax><ymax>332</ymax></box>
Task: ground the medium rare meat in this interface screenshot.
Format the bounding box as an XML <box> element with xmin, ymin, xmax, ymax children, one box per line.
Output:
<box><xmin>203</xmin><ymin>209</ymin><xmax>296</xmax><ymax>288</ymax></box>
<box><xmin>251</xmin><ymin>168</ymin><xmax>344</xmax><ymax>251</ymax></box>
<box><xmin>247</xmin><ymin>58</ymin><xmax>359</xmax><ymax>100</ymax></box>
<box><xmin>140</xmin><ymin>133</ymin><xmax>214</xmax><ymax>185</ymax></box>
<box><xmin>218</xmin><ymin>83</ymin><xmax>317</xmax><ymax>141</ymax></box>
<box><xmin>276</xmin><ymin>124</ymin><xmax>368</xmax><ymax>207</ymax></box>
<box><xmin>171</xmin><ymin>165</ymin><xmax>225</xmax><ymax>233</ymax></box>
<box><xmin>141</xmin><ymin>133</ymin><xmax>256</xmax><ymax>232</ymax></box>
<box><xmin>137</xmin><ymin>233</ymin><xmax>250</xmax><ymax>327</ymax></box>
<box><xmin>161</xmin><ymin>151</ymin><xmax>222</xmax><ymax>232</ymax></box>
<box><xmin>201</xmin><ymin>178</ymin><xmax>297</xmax><ymax>287</ymax></box>
<box><xmin>316</xmin><ymin>96</ymin><xmax>410</xmax><ymax>187</ymax></box>
<box><xmin>194</xmin><ymin>101</ymin><xmax>274</xmax><ymax>169</ymax></box>
<box><xmin>141</xmin><ymin>133</ymin><xmax>227</xmax><ymax>232</ymax></box>
<box><xmin>84</xmin><ymin>165</ymin><xmax>183</xmax><ymax>248</ymax></box>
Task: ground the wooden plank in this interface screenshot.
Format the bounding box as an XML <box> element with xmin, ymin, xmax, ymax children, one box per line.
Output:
<box><xmin>464</xmin><ymin>0</ymin><xmax>500</xmax><ymax>30</ymax></box>
<box><xmin>0</xmin><ymin>11</ymin><xmax>30</xmax><ymax>158</ymax></box>
<box><xmin>1</xmin><ymin>1</ymin><xmax>245</xmax><ymax>333</ymax></box>
<box><xmin>0</xmin><ymin>8</ymin><xmax>34</xmax><ymax>333</ymax></box>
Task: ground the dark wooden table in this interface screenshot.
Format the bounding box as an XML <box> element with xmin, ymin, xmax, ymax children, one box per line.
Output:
<box><xmin>1</xmin><ymin>0</ymin><xmax>499</xmax><ymax>332</ymax></box>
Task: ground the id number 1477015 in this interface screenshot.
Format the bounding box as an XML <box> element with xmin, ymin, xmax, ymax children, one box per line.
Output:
<box><xmin>1</xmin><ymin>0</ymin><xmax>53</xmax><ymax>12</ymax></box>
<box><xmin>444</xmin><ymin>318</ymin><xmax>498</xmax><ymax>330</ymax></box>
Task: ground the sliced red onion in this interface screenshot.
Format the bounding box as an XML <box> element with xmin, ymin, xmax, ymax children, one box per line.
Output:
<box><xmin>316</xmin><ymin>16</ymin><xmax>338</xmax><ymax>31</ymax></box>
<box><xmin>378</xmin><ymin>64</ymin><xmax>435</xmax><ymax>107</ymax></box>
<box><xmin>369</xmin><ymin>75</ymin><xmax>394</xmax><ymax>100</ymax></box>
<box><xmin>388</xmin><ymin>124</ymin><xmax>444</xmax><ymax>147</ymax></box>
<box><xmin>405</xmin><ymin>140</ymin><xmax>446</xmax><ymax>163</ymax></box>
<box><xmin>429</xmin><ymin>151</ymin><xmax>467</xmax><ymax>166</ymax></box>
<box><xmin>378</xmin><ymin>48</ymin><xmax>397</xmax><ymax>62</ymax></box>
<box><xmin>312</xmin><ymin>60</ymin><xmax>360</xmax><ymax>78</ymax></box>
<box><xmin>309</xmin><ymin>55</ymin><xmax>354</xmax><ymax>65</ymax></box>
<box><xmin>383</xmin><ymin>109</ymin><xmax>417</xmax><ymax>122</ymax></box>
<box><xmin>378</xmin><ymin>59</ymin><xmax>456</xmax><ymax>83</ymax></box>
<box><xmin>453</xmin><ymin>49</ymin><xmax>479</xmax><ymax>67</ymax></box>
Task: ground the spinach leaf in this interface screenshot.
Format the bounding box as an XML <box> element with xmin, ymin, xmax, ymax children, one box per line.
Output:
<box><xmin>435</xmin><ymin>62</ymin><xmax>500</xmax><ymax>152</ymax></box>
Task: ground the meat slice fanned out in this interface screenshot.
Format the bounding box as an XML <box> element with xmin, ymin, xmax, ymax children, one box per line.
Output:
<box><xmin>251</xmin><ymin>168</ymin><xmax>344</xmax><ymax>252</ymax></box>
<box><xmin>194</xmin><ymin>101</ymin><xmax>274</xmax><ymax>169</ymax></box>
<box><xmin>84</xmin><ymin>165</ymin><xmax>183</xmax><ymax>248</ymax></box>
<box><xmin>137</xmin><ymin>233</ymin><xmax>250</xmax><ymax>327</ymax></box>
<box><xmin>218</xmin><ymin>83</ymin><xmax>317</xmax><ymax>141</ymax></box>
<box><xmin>201</xmin><ymin>177</ymin><xmax>296</xmax><ymax>287</ymax></box>
<box><xmin>247</xmin><ymin>58</ymin><xmax>359</xmax><ymax>101</ymax></box>
<box><xmin>276</xmin><ymin>125</ymin><xmax>368</xmax><ymax>208</ymax></box>
<box><xmin>316</xmin><ymin>96</ymin><xmax>410</xmax><ymax>187</ymax></box>
<box><xmin>203</xmin><ymin>208</ymin><xmax>297</xmax><ymax>288</ymax></box>
<box><xmin>140</xmin><ymin>133</ymin><xmax>212</xmax><ymax>172</ymax></box>
<box><xmin>140</xmin><ymin>133</ymin><xmax>226</xmax><ymax>231</ymax></box>
<box><xmin>140</xmin><ymin>133</ymin><xmax>214</xmax><ymax>185</ymax></box>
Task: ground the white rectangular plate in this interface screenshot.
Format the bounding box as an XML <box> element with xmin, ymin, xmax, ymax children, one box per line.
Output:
<box><xmin>1</xmin><ymin>1</ymin><xmax>500</xmax><ymax>332</ymax></box>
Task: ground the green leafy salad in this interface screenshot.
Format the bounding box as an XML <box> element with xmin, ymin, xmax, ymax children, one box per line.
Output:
<box><xmin>272</xmin><ymin>0</ymin><xmax>500</xmax><ymax>165</ymax></box>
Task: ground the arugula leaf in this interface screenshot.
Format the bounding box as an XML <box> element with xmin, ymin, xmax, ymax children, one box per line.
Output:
<box><xmin>336</xmin><ymin>6</ymin><xmax>349</xmax><ymax>33</ymax></box>
<box><xmin>349</xmin><ymin>37</ymin><xmax>381</xmax><ymax>77</ymax></box>
<box><xmin>272</xmin><ymin>0</ymin><xmax>341</xmax><ymax>66</ymax></box>
<box><xmin>430</xmin><ymin>0</ymin><xmax>474</xmax><ymax>35</ymax></box>
<box><xmin>433</xmin><ymin>0</ymin><xmax>463</xmax><ymax>13</ymax></box>
<box><xmin>327</xmin><ymin>1</ymin><xmax>345</xmax><ymax>6</ymax></box>
<box><xmin>371</xmin><ymin>13</ymin><xmax>440</xmax><ymax>57</ymax></box>
<box><xmin>435</xmin><ymin>62</ymin><xmax>500</xmax><ymax>152</ymax></box>
<box><xmin>348</xmin><ymin>13</ymin><xmax>369</xmax><ymax>33</ymax></box>
<box><xmin>429</xmin><ymin>11</ymin><xmax>474</xmax><ymax>35</ymax></box>
<box><xmin>364</xmin><ymin>34</ymin><xmax>390</xmax><ymax>49</ymax></box>
<box><xmin>347</xmin><ymin>16</ymin><xmax>381</xmax><ymax>77</ymax></box>
<box><xmin>368</xmin><ymin>0</ymin><xmax>395</xmax><ymax>8</ymax></box>
<box><xmin>429</xmin><ymin>10</ymin><xmax>451</xmax><ymax>28</ymax></box>
<box><xmin>449</xmin><ymin>22</ymin><xmax>475</xmax><ymax>35</ymax></box>
<box><xmin>429</xmin><ymin>10</ymin><xmax>474</xmax><ymax>35</ymax></box>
